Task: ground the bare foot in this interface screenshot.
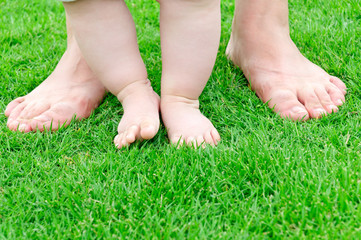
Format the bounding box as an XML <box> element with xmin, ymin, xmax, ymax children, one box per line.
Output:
<box><xmin>114</xmin><ymin>79</ymin><xmax>160</xmax><ymax>148</ymax></box>
<box><xmin>5</xmin><ymin>47</ymin><xmax>105</xmax><ymax>132</ymax></box>
<box><xmin>226</xmin><ymin>3</ymin><xmax>346</xmax><ymax>121</ymax></box>
<box><xmin>161</xmin><ymin>95</ymin><xmax>220</xmax><ymax>148</ymax></box>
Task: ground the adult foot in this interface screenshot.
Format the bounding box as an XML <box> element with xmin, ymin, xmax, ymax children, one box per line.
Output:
<box><xmin>161</xmin><ymin>95</ymin><xmax>221</xmax><ymax>148</ymax></box>
<box><xmin>5</xmin><ymin>46</ymin><xmax>106</xmax><ymax>132</ymax></box>
<box><xmin>226</xmin><ymin>0</ymin><xmax>346</xmax><ymax>121</ymax></box>
<box><xmin>114</xmin><ymin>79</ymin><xmax>160</xmax><ymax>148</ymax></box>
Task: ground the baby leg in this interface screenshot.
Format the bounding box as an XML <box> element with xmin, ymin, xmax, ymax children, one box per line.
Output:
<box><xmin>63</xmin><ymin>0</ymin><xmax>160</xmax><ymax>148</ymax></box>
<box><xmin>158</xmin><ymin>0</ymin><xmax>221</xmax><ymax>147</ymax></box>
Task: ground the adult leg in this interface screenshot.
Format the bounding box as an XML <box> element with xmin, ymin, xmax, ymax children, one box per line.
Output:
<box><xmin>63</xmin><ymin>0</ymin><xmax>160</xmax><ymax>148</ymax></box>
<box><xmin>226</xmin><ymin>0</ymin><xmax>346</xmax><ymax>120</ymax></box>
<box><xmin>5</xmin><ymin>14</ymin><xmax>106</xmax><ymax>132</ymax></box>
<box><xmin>159</xmin><ymin>0</ymin><xmax>221</xmax><ymax>147</ymax></box>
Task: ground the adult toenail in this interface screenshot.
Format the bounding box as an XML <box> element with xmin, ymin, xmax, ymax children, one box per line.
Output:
<box><xmin>291</xmin><ymin>106</ymin><xmax>307</xmax><ymax>114</ymax></box>
<box><xmin>8</xmin><ymin>121</ymin><xmax>17</xmax><ymax>129</ymax></box>
<box><xmin>314</xmin><ymin>108</ymin><xmax>327</xmax><ymax>116</ymax></box>
<box><xmin>328</xmin><ymin>105</ymin><xmax>338</xmax><ymax>112</ymax></box>
<box><xmin>336</xmin><ymin>99</ymin><xmax>343</xmax><ymax>105</ymax></box>
<box><xmin>19</xmin><ymin>124</ymin><xmax>27</xmax><ymax>131</ymax></box>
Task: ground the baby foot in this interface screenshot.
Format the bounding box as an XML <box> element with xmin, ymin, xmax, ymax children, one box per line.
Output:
<box><xmin>161</xmin><ymin>95</ymin><xmax>220</xmax><ymax>148</ymax></box>
<box><xmin>5</xmin><ymin>48</ymin><xmax>105</xmax><ymax>132</ymax></box>
<box><xmin>114</xmin><ymin>79</ymin><xmax>160</xmax><ymax>148</ymax></box>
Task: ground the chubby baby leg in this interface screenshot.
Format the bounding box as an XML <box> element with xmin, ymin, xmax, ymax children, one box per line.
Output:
<box><xmin>158</xmin><ymin>0</ymin><xmax>221</xmax><ymax>147</ymax></box>
<box><xmin>63</xmin><ymin>0</ymin><xmax>160</xmax><ymax>148</ymax></box>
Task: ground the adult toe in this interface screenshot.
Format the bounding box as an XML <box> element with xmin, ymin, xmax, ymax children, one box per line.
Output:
<box><xmin>268</xmin><ymin>89</ymin><xmax>309</xmax><ymax>121</ymax></box>
<box><xmin>18</xmin><ymin>101</ymin><xmax>50</xmax><ymax>121</ymax></box>
<box><xmin>5</xmin><ymin>97</ymin><xmax>25</xmax><ymax>117</ymax></box>
<box><xmin>330</xmin><ymin>76</ymin><xmax>347</xmax><ymax>94</ymax></box>
<box><xmin>299</xmin><ymin>88</ymin><xmax>327</xmax><ymax>119</ymax></box>
<box><xmin>30</xmin><ymin>114</ymin><xmax>52</xmax><ymax>131</ymax></box>
<box><xmin>30</xmin><ymin>105</ymin><xmax>72</xmax><ymax>131</ymax></box>
<box><xmin>7</xmin><ymin>103</ymin><xmax>28</xmax><ymax>130</ymax></box>
<box><xmin>327</xmin><ymin>84</ymin><xmax>345</xmax><ymax>106</ymax></box>
<box><xmin>315</xmin><ymin>87</ymin><xmax>338</xmax><ymax>114</ymax></box>
<box><xmin>18</xmin><ymin>123</ymin><xmax>32</xmax><ymax>133</ymax></box>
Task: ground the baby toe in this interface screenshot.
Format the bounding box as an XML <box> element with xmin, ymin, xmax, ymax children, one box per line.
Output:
<box><xmin>125</xmin><ymin>125</ymin><xmax>139</xmax><ymax>143</ymax></box>
<box><xmin>204</xmin><ymin>131</ymin><xmax>215</xmax><ymax>146</ymax></box>
<box><xmin>121</xmin><ymin>136</ymin><xmax>129</xmax><ymax>148</ymax></box>
<box><xmin>211</xmin><ymin>129</ymin><xmax>221</xmax><ymax>145</ymax></box>
<box><xmin>196</xmin><ymin>135</ymin><xmax>206</xmax><ymax>148</ymax></box>
<box><xmin>140</xmin><ymin>120</ymin><xmax>159</xmax><ymax>140</ymax></box>
<box><xmin>170</xmin><ymin>135</ymin><xmax>184</xmax><ymax>147</ymax></box>
<box><xmin>186</xmin><ymin>137</ymin><xmax>197</xmax><ymax>148</ymax></box>
<box><xmin>114</xmin><ymin>133</ymin><xmax>124</xmax><ymax>148</ymax></box>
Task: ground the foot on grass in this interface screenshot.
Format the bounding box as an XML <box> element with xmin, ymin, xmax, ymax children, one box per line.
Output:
<box><xmin>226</xmin><ymin>26</ymin><xmax>346</xmax><ymax>121</ymax></box>
<box><xmin>114</xmin><ymin>79</ymin><xmax>160</xmax><ymax>148</ymax></box>
<box><xmin>161</xmin><ymin>95</ymin><xmax>221</xmax><ymax>148</ymax></box>
<box><xmin>5</xmin><ymin>48</ymin><xmax>106</xmax><ymax>132</ymax></box>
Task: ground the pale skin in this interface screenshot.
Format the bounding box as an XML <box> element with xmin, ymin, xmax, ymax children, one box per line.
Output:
<box><xmin>61</xmin><ymin>0</ymin><xmax>161</xmax><ymax>148</ymax></box>
<box><xmin>5</xmin><ymin>17</ymin><xmax>106</xmax><ymax>132</ymax></box>
<box><xmin>5</xmin><ymin>0</ymin><xmax>221</xmax><ymax>148</ymax></box>
<box><xmin>63</xmin><ymin>0</ymin><xmax>221</xmax><ymax>148</ymax></box>
<box><xmin>159</xmin><ymin>0</ymin><xmax>221</xmax><ymax>147</ymax></box>
<box><xmin>5</xmin><ymin>0</ymin><xmax>347</xmax><ymax>146</ymax></box>
<box><xmin>226</xmin><ymin>0</ymin><xmax>347</xmax><ymax>120</ymax></box>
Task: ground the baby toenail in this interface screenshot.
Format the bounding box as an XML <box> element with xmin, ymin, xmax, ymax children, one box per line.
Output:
<box><xmin>144</xmin><ymin>125</ymin><xmax>154</xmax><ymax>130</ymax></box>
<box><xmin>126</xmin><ymin>134</ymin><xmax>135</xmax><ymax>142</ymax></box>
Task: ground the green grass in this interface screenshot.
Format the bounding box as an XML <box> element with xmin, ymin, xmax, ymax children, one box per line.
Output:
<box><xmin>1</xmin><ymin>0</ymin><xmax>361</xmax><ymax>239</ymax></box>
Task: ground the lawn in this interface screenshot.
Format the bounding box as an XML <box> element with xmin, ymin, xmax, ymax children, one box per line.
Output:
<box><xmin>1</xmin><ymin>0</ymin><xmax>361</xmax><ymax>239</ymax></box>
